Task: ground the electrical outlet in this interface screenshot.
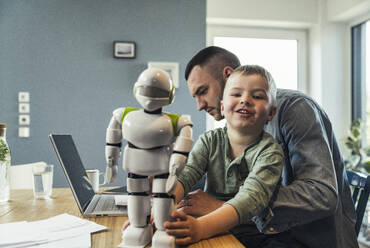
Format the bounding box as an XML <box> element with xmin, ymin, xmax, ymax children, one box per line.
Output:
<box><xmin>19</xmin><ymin>103</ymin><xmax>30</xmax><ymax>113</ymax></box>
<box><xmin>19</xmin><ymin>115</ymin><xmax>30</xmax><ymax>125</ymax></box>
<box><xmin>18</xmin><ymin>92</ymin><xmax>30</xmax><ymax>102</ymax></box>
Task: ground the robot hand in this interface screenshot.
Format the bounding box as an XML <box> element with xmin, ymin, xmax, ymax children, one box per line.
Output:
<box><xmin>165</xmin><ymin>153</ymin><xmax>187</xmax><ymax>194</ymax></box>
<box><xmin>104</xmin><ymin>159</ymin><xmax>118</xmax><ymax>184</ymax></box>
<box><xmin>166</xmin><ymin>170</ymin><xmax>178</xmax><ymax>195</ymax></box>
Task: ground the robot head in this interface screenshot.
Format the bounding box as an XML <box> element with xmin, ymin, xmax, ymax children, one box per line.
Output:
<box><xmin>134</xmin><ymin>68</ymin><xmax>175</xmax><ymax>111</ymax></box>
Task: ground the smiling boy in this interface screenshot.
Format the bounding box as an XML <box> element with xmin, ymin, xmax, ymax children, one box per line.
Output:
<box><xmin>164</xmin><ymin>65</ymin><xmax>284</xmax><ymax>247</ymax></box>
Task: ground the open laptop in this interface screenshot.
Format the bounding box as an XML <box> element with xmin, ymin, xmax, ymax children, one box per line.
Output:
<box><xmin>49</xmin><ymin>134</ymin><xmax>127</xmax><ymax>217</ymax></box>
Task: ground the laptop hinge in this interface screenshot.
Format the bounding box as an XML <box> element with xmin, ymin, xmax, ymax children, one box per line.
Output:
<box><xmin>84</xmin><ymin>195</ymin><xmax>99</xmax><ymax>214</ymax></box>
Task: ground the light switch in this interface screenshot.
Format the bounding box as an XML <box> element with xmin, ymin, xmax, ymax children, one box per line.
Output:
<box><xmin>19</xmin><ymin>127</ymin><xmax>30</xmax><ymax>138</ymax></box>
<box><xmin>19</xmin><ymin>103</ymin><xmax>30</xmax><ymax>113</ymax></box>
<box><xmin>19</xmin><ymin>115</ymin><xmax>30</xmax><ymax>125</ymax></box>
<box><xmin>18</xmin><ymin>92</ymin><xmax>30</xmax><ymax>102</ymax></box>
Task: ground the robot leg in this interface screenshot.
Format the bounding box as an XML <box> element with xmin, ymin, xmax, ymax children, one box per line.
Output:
<box><xmin>120</xmin><ymin>173</ymin><xmax>152</xmax><ymax>248</ymax></box>
<box><xmin>152</xmin><ymin>175</ymin><xmax>176</xmax><ymax>248</ymax></box>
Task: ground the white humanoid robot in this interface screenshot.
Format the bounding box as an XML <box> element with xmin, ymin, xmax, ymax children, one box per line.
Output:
<box><xmin>105</xmin><ymin>68</ymin><xmax>193</xmax><ymax>248</ymax></box>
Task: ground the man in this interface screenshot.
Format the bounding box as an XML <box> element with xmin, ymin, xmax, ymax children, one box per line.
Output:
<box><xmin>177</xmin><ymin>46</ymin><xmax>358</xmax><ymax>248</ymax></box>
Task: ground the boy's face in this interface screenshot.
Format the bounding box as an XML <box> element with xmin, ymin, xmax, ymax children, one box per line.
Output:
<box><xmin>221</xmin><ymin>73</ymin><xmax>276</xmax><ymax>132</ymax></box>
<box><xmin>187</xmin><ymin>65</ymin><xmax>224</xmax><ymax>121</ymax></box>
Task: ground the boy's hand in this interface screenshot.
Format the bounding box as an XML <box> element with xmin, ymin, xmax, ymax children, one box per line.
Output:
<box><xmin>122</xmin><ymin>220</ymin><xmax>130</xmax><ymax>231</ymax></box>
<box><xmin>177</xmin><ymin>189</ymin><xmax>224</xmax><ymax>217</ymax></box>
<box><xmin>164</xmin><ymin>211</ymin><xmax>203</xmax><ymax>245</ymax></box>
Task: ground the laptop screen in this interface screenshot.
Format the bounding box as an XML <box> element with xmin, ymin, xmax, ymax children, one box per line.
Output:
<box><xmin>49</xmin><ymin>134</ymin><xmax>95</xmax><ymax>212</ymax></box>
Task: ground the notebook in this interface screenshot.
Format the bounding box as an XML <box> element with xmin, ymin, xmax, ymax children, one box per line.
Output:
<box><xmin>49</xmin><ymin>134</ymin><xmax>127</xmax><ymax>217</ymax></box>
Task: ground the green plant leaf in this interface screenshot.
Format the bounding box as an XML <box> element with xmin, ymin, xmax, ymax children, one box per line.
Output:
<box><xmin>345</xmin><ymin>141</ymin><xmax>356</xmax><ymax>150</ymax></box>
<box><xmin>347</xmin><ymin>136</ymin><xmax>354</xmax><ymax>142</ymax></box>
<box><xmin>0</xmin><ymin>139</ymin><xmax>9</xmax><ymax>162</ymax></box>
<box><xmin>344</xmin><ymin>119</ymin><xmax>370</xmax><ymax>170</ymax></box>
<box><xmin>364</xmin><ymin>161</ymin><xmax>370</xmax><ymax>174</ymax></box>
<box><xmin>347</xmin><ymin>154</ymin><xmax>361</xmax><ymax>168</ymax></box>
<box><xmin>352</xmin><ymin>128</ymin><xmax>360</xmax><ymax>138</ymax></box>
<box><xmin>352</xmin><ymin>119</ymin><xmax>361</xmax><ymax>128</ymax></box>
<box><xmin>364</xmin><ymin>147</ymin><xmax>370</xmax><ymax>157</ymax></box>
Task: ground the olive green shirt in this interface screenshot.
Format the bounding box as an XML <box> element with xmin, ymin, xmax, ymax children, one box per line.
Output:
<box><xmin>178</xmin><ymin>127</ymin><xmax>283</xmax><ymax>225</ymax></box>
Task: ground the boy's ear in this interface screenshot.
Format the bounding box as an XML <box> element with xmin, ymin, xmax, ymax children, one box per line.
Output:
<box><xmin>223</xmin><ymin>66</ymin><xmax>234</xmax><ymax>80</ymax></box>
<box><xmin>267</xmin><ymin>106</ymin><xmax>277</xmax><ymax>122</ymax></box>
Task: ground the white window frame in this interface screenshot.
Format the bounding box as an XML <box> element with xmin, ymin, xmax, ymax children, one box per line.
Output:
<box><xmin>206</xmin><ymin>24</ymin><xmax>308</xmax><ymax>131</ymax></box>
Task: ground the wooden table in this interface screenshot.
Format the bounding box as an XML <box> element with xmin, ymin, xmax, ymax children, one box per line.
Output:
<box><xmin>0</xmin><ymin>188</ymin><xmax>245</xmax><ymax>248</ymax></box>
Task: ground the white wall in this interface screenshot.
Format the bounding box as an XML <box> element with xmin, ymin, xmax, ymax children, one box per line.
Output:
<box><xmin>313</xmin><ymin>1</ymin><xmax>349</xmax><ymax>141</ymax></box>
<box><xmin>206</xmin><ymin>0</ymin><xmax>369</xmax><ymax>145</ymax></box>
<box><xmin>328</xmin><ymin>0</ymin><xmax>370</xmax><ymax>21</ymax></box>
<box><xmin>207</xmin><ymin>0</ymin><xmax>318</xmax><ymax>26</ymax></box>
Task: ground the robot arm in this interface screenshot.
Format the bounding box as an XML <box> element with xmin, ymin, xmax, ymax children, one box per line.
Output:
<box><xmin>104</xmin><ymin>108</ymin><xmax>124</xmax><ymax>184</ymax></box>
<box><xmin>166</xmin><ymin>116</ymin><xmax>193</xmax><ymax>194</ymax></box>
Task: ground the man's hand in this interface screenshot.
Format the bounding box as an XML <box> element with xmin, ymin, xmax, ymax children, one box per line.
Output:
<box><xmin>177</xmin><ymin>189</ymin><xmax>224</xmax><ymax>217</ymax></box>
<box><xmin>164</xmin><ymin>211</ymin><xmax>203</xmax><ymax>245</ymax></box>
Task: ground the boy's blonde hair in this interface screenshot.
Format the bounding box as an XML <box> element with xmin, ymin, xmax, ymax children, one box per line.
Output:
<box><xmin>230</xmin><ymin>65</ymin><xmax>277</xmax><ymax>106</ymax></box>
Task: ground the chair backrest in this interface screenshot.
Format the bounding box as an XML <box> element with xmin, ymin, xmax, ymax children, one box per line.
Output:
<box><xmin>9</xmin><ymin>161</ymin><xmax>47</xmax><ymax>189</ymax></box>
<box><xmin>346</xmin><ymin>170</ymin><xmax>370</xmax><ymax>236</ymax></box>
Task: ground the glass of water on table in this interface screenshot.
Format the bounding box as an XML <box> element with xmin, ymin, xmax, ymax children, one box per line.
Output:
<box><xmin>32</xmin><ymin>163</ymin><xmax>53</xmax><ymax>199</ymax></box>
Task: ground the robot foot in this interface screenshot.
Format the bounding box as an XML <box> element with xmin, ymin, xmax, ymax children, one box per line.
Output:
<box><xmin>118</xmin><ymin>224</ymin><xmax>153</xmax><ymax>248</ymax></box>
<box><xmin>152</xmin><ymin>230</ymin><xmax>176</xmax><ymax>248</ymax></box>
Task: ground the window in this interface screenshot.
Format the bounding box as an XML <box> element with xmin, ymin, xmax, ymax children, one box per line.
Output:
<box><xmin>368</xmin><ymin>22</ymin><xmax>370</xmax><ymax>146</ymax></box>
<box><xmin>207</xmin><ymin>25</ymin><xmax>307</xmax><ymax>130</ymax></box>
<box><xmin>214</xmin><ymin>37</ymin><xmax>298</xmax><ymax>90</ymax></box>
<box><xmin>352</xmin><ymin>20</ymin><xmax>370</xmax><ymax>146</ymax></box>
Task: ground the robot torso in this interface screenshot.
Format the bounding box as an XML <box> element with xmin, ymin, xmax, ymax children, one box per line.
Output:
<box><xmin>121</xmin><ymin>108</ymin><xmax>176</xmax><ymax>176</ymax></box>
<box><xmin>122</xmin><ymin>109</ymin><xmax>174</xmax><ymax>149</ymax></box>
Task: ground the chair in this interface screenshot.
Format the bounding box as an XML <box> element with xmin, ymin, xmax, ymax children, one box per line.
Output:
<box><xmin>346</xmin><ymin>170</ymin><xmax>370</xmax><ymax>236</ymax></box>
<box><xmin>9</xmin><ymin>161</ymin><xmax>47</xmax><ymax>189</ymax></box>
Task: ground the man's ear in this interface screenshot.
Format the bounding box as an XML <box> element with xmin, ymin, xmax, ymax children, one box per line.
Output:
<box><xmin>221</xmin><ymin>100</ymin><xmax>225</xmax><ymax>117</ymax></box>
<box><xmin>267</xmin><ymin>106</ymin><xmax>277</xmax><ymax>122</ymax></box>
<box><xmin>223</xmin><ymin>66</ymin><xmax>234</xmax><ymax>80</ymax></box>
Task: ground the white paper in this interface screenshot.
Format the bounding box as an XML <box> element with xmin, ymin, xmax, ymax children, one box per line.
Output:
<box><xmin>34</xmin><ymin>234</ymin><xmax>91</xmax><ymax>248</ymax></box>
<box><xmin>0</xmin><ymin>213</ymin><xmax>106</xmax><ymax>247</ymax></box>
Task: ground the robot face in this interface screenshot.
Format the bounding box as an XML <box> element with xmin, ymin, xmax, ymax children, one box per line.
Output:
<box><xmin>135</xmin><ymin>85</ymin><xmax>169</xmax><ymax>98</ymax></box>
<box><xmin>134</xmin><ymin>68</ymin><xmax>175</xmax><ymax>111</ymax></box>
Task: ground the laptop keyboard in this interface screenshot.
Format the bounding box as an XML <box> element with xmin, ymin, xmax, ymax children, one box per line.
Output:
<box><xmin>94</xmin><ymin>195</ymin><xmax>121</xmax><ymax>212</ymax></box>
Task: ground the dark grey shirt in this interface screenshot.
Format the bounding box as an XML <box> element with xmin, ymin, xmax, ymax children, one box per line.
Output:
<box><xmin>257</xmin><ymin>89</ymin><xmax>358</xmax><ymax>248</ymax></box>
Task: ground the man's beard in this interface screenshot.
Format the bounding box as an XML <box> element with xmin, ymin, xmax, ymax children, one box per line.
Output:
<box><xmin>213</xmin><ymin>109</ymin><xmax>224</xmax><ymax>121</ymax></box>
<box><xmin>213</xmin><ymin>78</ymin><xmax>226</xmax><ymax>121</ymax></box>
<box><xmin>212</xmin><ymin>95</ymin><xmax>224</xmax><ymax>121</ymax></box>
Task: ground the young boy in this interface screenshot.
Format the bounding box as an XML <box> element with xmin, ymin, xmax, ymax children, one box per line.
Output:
<box><xmin>164</xmin><ymin>65</ymin><xmax>284</xmax><ymax>246</ymax></box>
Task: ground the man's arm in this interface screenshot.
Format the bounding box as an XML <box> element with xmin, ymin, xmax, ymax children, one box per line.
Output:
<box><xmin>164</xmin><ymin>204</ymin><xmax>239</xmax><ymax>245</ymax></box>
<box><xmin>260</xmin><ymin>98</ymin><xmax>339</xmax><ymax>233</ymax></box>
<box><xmin>173</xmin><ymin>179</ymin><xmax>224</xmax><ymax>217</ymax></box>
<box><xmin>177</xmin><ymin>189</ymin><xmax>225</xmax><ymax>217</ymax></box>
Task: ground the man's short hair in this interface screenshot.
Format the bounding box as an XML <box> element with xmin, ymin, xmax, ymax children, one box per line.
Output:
<box><xmin>232</xmin><ymin>65</ymin><xmax>277</xmax><ymax>106</ymax></box>
<box><xmin>185</xmin><ymin>46</ymin><xmax>241</xmax><ymax>81</ymax></box>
